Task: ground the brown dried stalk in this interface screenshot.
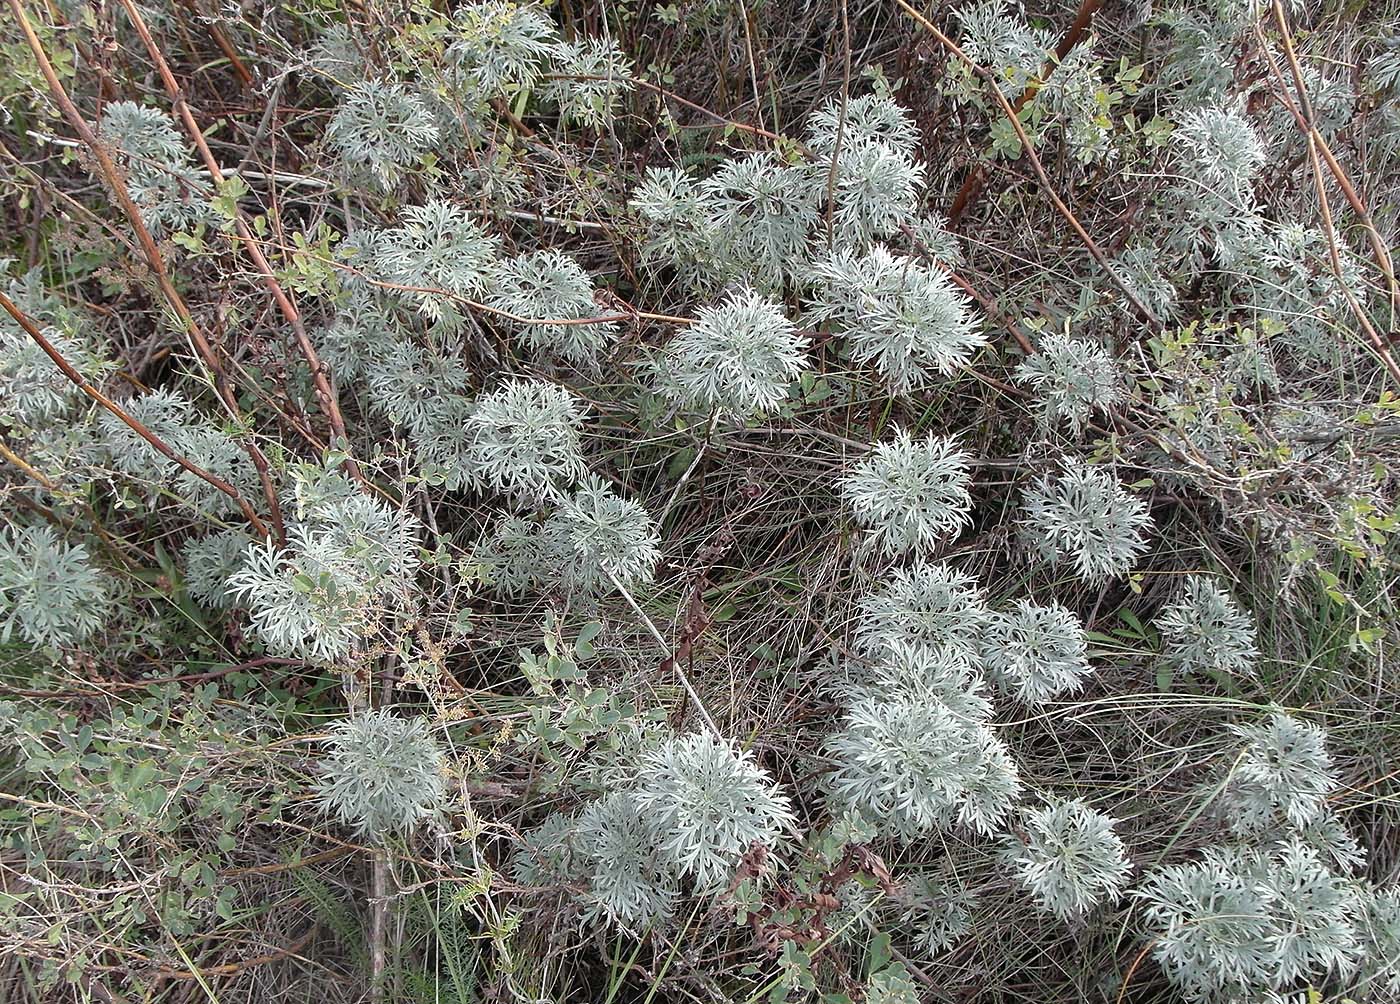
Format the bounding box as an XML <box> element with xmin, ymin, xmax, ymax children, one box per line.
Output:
<box><xmin>948</xmin><ymin>0</ymin><xmax>1104</xmax><ymax>225</ymax></box>
<box><xmin>9</xmin><ymin>0</ymin><xmax>286</xmax><ymax>542</ymax></box>
<box><xmin>894</xmin><ymin>0</ymin><xmax>1164</xmax><ymax>332</ymax></box>
<box><xmin>1263</xmin><ymin>1</ymin><xmax>1400</xmax><ymax>384</ymax></box>
<box><xmin>0</xmin><ymin>290</ymin><xmax>271</xmax><ymax>539</ymax></box>
<box><xmin>115</xmin><ymin>0</ymin><xmax>365</xmax><ymax>487</ymax></box>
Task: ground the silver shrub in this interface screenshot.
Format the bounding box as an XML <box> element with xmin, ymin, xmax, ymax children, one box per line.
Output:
<box><xmin>548</xmin><ymin>36</ymin><xmax>633</xmax><ymax>129</ymax></box>
<box><xmin>316</xmin><ymin>709</ymin><xmax>445</xmax><ymax>839</ymax></box>
<box><xmin>1140</xmin><ymin>839</ymin><xmax>1364</xmax><ymax>1001</ymax></box>
<box><xmin>825</xmin><ymin>692</ymin><xmax>1020</xmax><ymax>840</ymax></box>
<box><xmin>541</xmin><ymin>475</ymin><xmax>661</xmax><ymax>595</ymax></box>
<box><xmin>629</xmin><ymin>166</ymin><xmax>724</xmax><ymax>284</ymax></box>
<box><xmin>96</xmin><ymin>101</ymin><xmax>208</xmax><ymax>233</ymax></box>
<box><xmin>825</xmin><ymin>139</ymin><xmax>925</xmax><ymax>249</ymax></box>
<box><xmin>905</xmin><ymin>212</ymin><xmax>966</xmax><ymax>267</ymax></box>
<box><xmin>0</xmin><ymin>524</ymin><xmax>112</xmax><ymax>647</ymax></box>
<box><xmin>226</xmin><ymin>494</ymin><xmax>421</xmax><ymax>662</ymax></box>
<box><xmin>1358</xmin><ymin>888</ymin><xmax>1400</xmax><ymax>998</ymax></box>
<box><xmin>1112</xmin><ymin>245</ymin><xmax>1178</xmax><ymax>323</ymax></box>
<box><xmin>1285</xmin><ymin>810</ymin><xmax>1368</xmax><ymax>876</ymax></box>
<box><xmin>181</xmin><ymin>529</ymin><xmax>254</xmax><ymax>610</ymax></box>
<box><xmin>368</xmin><ymin>201</ymin><xmax>501</xmax><ymax>329</ymax></box>
<box><xmin>365</xmin><ymin>337</ymin><xmax>472</xmax><ymax>444</ymax></box>
<box><xmin>854</xmin><ymin>560</ymin><xmax>990</xmax><ymax>667</ymax></box>
<box><xmin>312</xmin><ymin>287</ymin><xmax>406</xmax><ymax>382</ymax></box>
<box><xmin>843</xmin><ymin>640</ymin><xmax>993</xmax><ymax>724</ymax></box>
<box><xmin>444</xmin><ymin>0</ymin><xmax>560</xmax><ymax>99</ymax></box>
<box><xmin>897</xmin><ymin>869</ymin><xmax>980</xmax><ymax>953</ymax></box>
<box><xmin>1139</xmin><ymin>843</ymin><xmax>1280</xmax><ymax>1001</ymax></box>
<box><xmin>953</xmin><ymin>0</ymin><xmax>1053</xmax><ymax>99</ymax></box>
<box><xmin>1158</xmin><ymin>574</ymin><xmax>1259</xmax><ymax>678</ymax></box>
<box><xmin>805</xmin><ymin>93</ymin><xmax>920</xmax><ymax>159</ymax></box>
<box><xmin>1</xmin><ymin>267</ymin><xmax>108</xmax><ymax>428</ymax></box>
<box><xmin>1226</xmin><ymin>712</ymin><xmax>1336</xmax><ymax>833</ymax></box>
<box><xmin>1007</xmin><ymin>798</ymin><xmax>1132</xmax><ymax>921</ymax></box>
<box><xmin>841</xmin><ymin>431</ymin><xmax>973</xmax><ymax>556</ymax></box>
<box><xmin>982</xmin><ymin>600</ymin><xmax>1093</xmax><ymax>706</ymax></box>
<box><xmin>1173</xmin><ymin>104</ymin><xmax>1267</xmax><ymax>200</ymax></box>
<box><xmin>806</xmin><ymin>245</ymin><xmax>984</xmax><ymax>394</ymax></box>
<box><xmin>572</xmin><ymin>791</ymin><xmax>678</xmax><ymax>930</ymax></box>
<box><xmin>473</xmin><ymin>513</ymin><xmax>547</xmax><ymax>596</ymax></box>
<box><xmin>512</xmin><ymin>811</ymin><xmax>579</xmax><ymax>886</ymax></box>
<box><xmin>699</xmin><ymin>152</ymin><xmax>821</xmax><ymax>291</ymax></box>
<box><xmin>1013</xmin><ymin>331</ymin><xmax>1125</xmax><ymax>435</ymax></box>
<box><xmin>488</xmin><ymin>250</ymin><xmax>619</xmax><ymax>363</ymax></box>
<box><xmin>97</xmin><ymin>389</ymin><xmax>257</xmax><ymax>519</ymax></box>
<box><xmin>464</xmin><ymin>379</ymin><xmax>587</xmax><ymax>504</ymax></box>
<box><xmin>1020</xmin><ymin>459</ymin><xmax>1152</xmax><ymax>584</ymax></box>
<box><xmin>658</xmin><ymin>287</ymin><xmax>809</xmax><ymax>420</ymax></box>
<box><xmin>326</xmin><ymin>81</ymin><xmax>439</xmax><ymax>191</ymax></box>
<box><xmin>634</xmin><ymin>731</ymin><xmax>795</xmax><ymax>890</ymax></box>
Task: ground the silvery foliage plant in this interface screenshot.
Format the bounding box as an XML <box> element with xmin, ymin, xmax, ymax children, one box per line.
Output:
<box><xmin>226</xmin><ymin>476</ymin><xmax>421</xmax><ymax>661</ymax></box>
<box><xmin>540</xmin><ymin>475</ymin><xmax>661</xmax><ymax>595</ymax></box>
<box><xmin>854</xmin><ymin>560</ymin><xmax>990</xmax><ymax>665</ymax></box>
<box><xmin>841</xmin><ymin>431</ymin><xmax>973</xmax><ymax>556</ymax></box>
<box><xmin>657</xmin><ymin>287</ymin><xmax>809</xmax><ymax>421</ymax></box>
<box><xmin>1139</xmin><ymin>839</ymin><xmax>1365</xmax><ymax>1001</ymax></box>
<box><xmin>698</xmin><ymin>153</ymin><xmax>820</xmax><ymax>291</ymax></box>
<box><xmin>445</xmin><ymin>0</ymin><xmax>560</xmax><ymax>97</ymax></box>
<box><xmin>488</xmin><ymin>250</ymin><xmax>619</xmax><ymax>364</ymax></box>
<box><xmin>316</xmin><ymin>709</ymin><xmax>445</xmax><ymax>838</ymax></box>
<box><xmin>513</xmin><ymin>731</ymin><xmax>794</xmax><ymax>931</ymax></box>
<box><xmin>1013</xmin><ymin>330</ymin><xmax>1125</xmax><ymax>435</ymax></box>
<box><xmin>98</xmin><ymin>389</ymin><xmax>258</xmax><ymax>519</ymax></box>
<box><xmin>326</xmin><ymin>81</ymin><xmax>440</xmax><ymax>190</ymax></box>
<box><xmin>1020</xmin><ymin>459</ymin><xmax>1152</xmax><ymax>583</ymax></box>
<box><xmin>825</xmin><ymin>692</ymin><xmax>1020</xmax><ymax>840</ymax></box>
<box><xmin>1</xmin><ymin>266</ymin><xmax>109</xmax><ymax>429</ymax></box>
<box><xmin>1006</xmin><ymin>798</ymin><xmax>1132</xmax><ymax>921</ymax></box>
<box><xmin>805</xmin><ymin>93</ymin><xmax>926</xmax><ymax>247</ymax></box>
<box><xmin>1157</xmin><ymin>574</ymin><xmax>1259</xmax><ymax>678</ymax></box>
<box><xmin>182</xmin><ymin>529</ymin><xmax>255</xmax><ymax>610</ymax></box>
<box><xmin>1224</xmin><ymin>712</ymin><xmax>1336</xmax><ymax>834</ymax></box>
<box><xmin>806</xmin><ymin>245</ymin><xmax>985</xmax><ymax>393</ymax></box>
<box><xmin>842</xmin><ymin>640</ymin><xmax>993</xmax><ymax>724</ymax></box>
<box><xmin>97</xmin><ymin>101</ymin><xmax>209</xmax><ymax>233</ymax></box>
<box><xmin>0</xmin><ymin>525</ymin><xmax>112</xmax><ymax>647</ymax></box>
<box><xmin>547</xmin><ymin>36</ymin><xmax>633</xmax><ymax>128</ymax></box>
<box><xmin>463</xmin><ymin>379</ymin><xmax>588</xmax><ymax>504</ymax></box>
<box><xmin>982</xmin><ymin>600</ymin><xmax>1093</xmax><ymax>705</ymax></box>
<box><xmin>366</xmin><ymin>201</ymin><xmax>501</xmax><ymax>329</ymax></box>
<box><xmin>896</xmin><ymin>869</ymin><xmax>980</xmax><ymax>953</ymax></box>
<box><xmin>633</xmin><ymin>732</ymin><xmax>795</xmax><ymax>890</ymax></box>
<box><xmin>570</xmin><ymin>791</ymin><xmax>678</xmax><ymax>931</ymax></box>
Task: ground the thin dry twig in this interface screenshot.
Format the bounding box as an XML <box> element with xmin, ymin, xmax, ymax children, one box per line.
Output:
<box><xmin>1263</xmin><ymin>1</ymin><xmax>1400</xmax><ymax>384</ymax></box>
<box><xmin>894</xmin><ymin>0</ymin><xmax>1164</xmax><ymax>331</ymax></box>
<box><xmin>9</xmin><ymin>0</ymin><xmax>287</xmax><ymax>542</ymax></box>
<box><xmin>0</xmin><ymin>289</ymin><xmax>271</xmax><ymax>538</ymax></box>
<box><xmin>116</xmin><ymin>0</ymin><xmax>368</xmax><ymax>486</ymax></box>
<box><xmin>948</xmin><ymin>0</ymin><xmax>1104</xmax><ymax>225</ymax></box>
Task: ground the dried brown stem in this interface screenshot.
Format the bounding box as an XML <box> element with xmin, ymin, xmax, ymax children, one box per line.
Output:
<box><xmin>948</xmin><ymin>0</ymin><xmax>1103</xmax><ymax>225</ymax></box>
<box><xmin>895</xmin><ymin>0</ymin><xmax>1163</xmax><ymax>331</ymax></box>
<box><xmin>116</xmin><ymin>0</ymin><xmax>364</xmax><ymax>487</ymax></box>
<box><xmin>0</xmin><ymin>290</ymin><xmax>271</xmax><ymax>538</ymax></box>
<box><xmin>1265</xmin><ymin>2</ymin><xmax>1400</xmax><ymax>384</ymax></box>
<box><xmin>172</xmin><ymin>0</ymin><xmax>254</xmax><ymax>89</ymax></box>
<box><xmin>1264</xmin><ymin>4</ymin><xmax>1397</xmax><ymax>319</ymax></box>
<box><xmin>10</xmin><ymin>0</ymin><xmax>286</xmax><ymax>541</ymax></box>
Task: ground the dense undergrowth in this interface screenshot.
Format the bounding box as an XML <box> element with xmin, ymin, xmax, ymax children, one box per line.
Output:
<box><xmin>2</xmin><ymin>0</ymin><xmax>1400</xmax><ymax>1001</ymax></box>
